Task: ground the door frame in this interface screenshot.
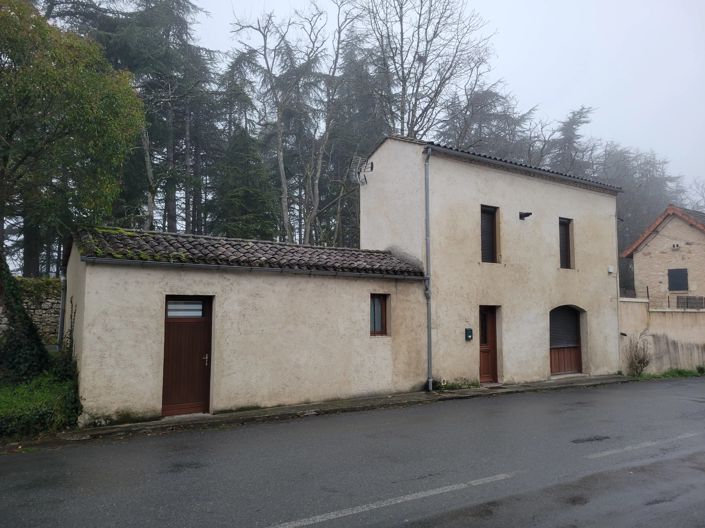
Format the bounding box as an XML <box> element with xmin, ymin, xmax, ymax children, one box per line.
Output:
<box><xmin>479</xmin><ymin>305</ymin><xmax>499</xmax><ymax>383</ymax></box>
<box><xmin>162</xmin><ymin>295</ymin><xmax>213</xmax><ymax>416</ymax></box>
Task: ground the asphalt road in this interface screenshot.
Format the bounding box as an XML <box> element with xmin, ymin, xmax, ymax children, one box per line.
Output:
<box><xmin>2</xmin><ymin>379</ymin><xmax>705</xmax><ymax>528</ymax></box>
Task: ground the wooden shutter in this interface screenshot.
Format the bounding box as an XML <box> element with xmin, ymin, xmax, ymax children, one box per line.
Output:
<box><xmin>481</xmin><ymin>206</ymin><xmax>497</xmax><ymax>263</ymax></box>
<box><xmin>559</xmin><ymin>218</ymin><xmax>572</xmax><ymax>269</ymax></box>
<box><xmin>668</xmin><ymin>269</ymin><xmax>688</xmax><ymax>291</ymax></box>
<box><xmin>550</xmin><ymin>306</ymin><xmax>580</xmax><ymax>348</ymax></box>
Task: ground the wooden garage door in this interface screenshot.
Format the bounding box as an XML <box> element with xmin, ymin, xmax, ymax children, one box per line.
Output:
<box><xmin>550</xmin><ymin>306</ymin><xmax>582</xmax><ymax>375</ymax></box>
<box><xmin>162</xmin><ymin>296</ymin><xmax>212</xmax><ymax>416</ymax></box>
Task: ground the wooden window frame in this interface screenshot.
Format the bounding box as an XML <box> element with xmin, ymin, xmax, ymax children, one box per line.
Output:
<box><xmin>559</xmin><ymin>217</ymin><xmax>573</xmax><ymax>269</ymax></box>
<box><xmin>370</xmin><ymin>294</ymin><xmax>390</xmax><ymax>336</ymax></box>
<box><xmin>481</xmin><ymin>205</ymin><xmax>499</xmax><ymax>263</ymax></box>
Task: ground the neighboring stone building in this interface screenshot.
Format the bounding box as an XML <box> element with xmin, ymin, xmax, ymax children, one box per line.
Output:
<box><xmin>621</xmin><ymin>205</ymin><xmax>705</xmax><ymax>309</ymax></box>
<box><xmin>65</xmin><ymin>135</ymin><xmax>622</xmax><ymax>424</ymax></box>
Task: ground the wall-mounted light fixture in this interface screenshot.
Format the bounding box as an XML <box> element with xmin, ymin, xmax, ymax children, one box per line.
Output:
<box><xmin>519</xmin><ymin>212</ymin><xmax>533</xmax><ymax>220</ymax></box>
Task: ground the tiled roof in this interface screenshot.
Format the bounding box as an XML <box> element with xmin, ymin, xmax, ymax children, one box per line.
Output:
<box><xmin>74</xmin><ymin>227</ymin><xmax>424</xmax><ymax>278</ymax></box>
<box><xmin>621</xmin><ymin>204</ymin><xmax>705</xmax><ymax>258</ymax></box>
<box><xmin>680</xmin><ymin>206</ymin><xmax>705</xmax><ymax>226</ymax></box>
<box><xmin>371</xmin><ymin>136</ymin><xmax>621</xmax><ymax>194</ymax></box>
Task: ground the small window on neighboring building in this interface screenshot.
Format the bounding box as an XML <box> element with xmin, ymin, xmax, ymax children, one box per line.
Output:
<box><xmin>668</xmin><ymin>268</ymin><xmax>688</xmax><ymax>291</ymax></box>
<box><xmin>370</xmin><ymin>294</ymin><xmax>389</xmax><ymax>336</ymax></box>
<box><xmin>559</xmin><ymin>218</ymin><xmax>573</xmax><ymax>269</ymax></box>
<box><xmin>481</xmin><ymin>205</ymin><xmax>499</xmax><ymax>263</ymax></box>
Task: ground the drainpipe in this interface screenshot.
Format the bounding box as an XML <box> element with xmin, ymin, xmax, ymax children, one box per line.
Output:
<box><xmin>424</xmin><ymin>147</ymin><xmax>433</xmax><ymax>391</ymax></box>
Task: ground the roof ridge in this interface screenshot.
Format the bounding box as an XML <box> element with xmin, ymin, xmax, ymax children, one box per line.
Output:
<box><xmin>380</xmin><ymin>136</ymin><xmax>620</xmax><ymax>193</ymax></box>
<box><xmin>81</xmin><ymin>226</ymin><xmax>395</xmax><ymax>255</ymax></box>
<box><xmin>423</xmin><ymin>140</ymin><xmax>620</xmax><ymax>192</ymax></box>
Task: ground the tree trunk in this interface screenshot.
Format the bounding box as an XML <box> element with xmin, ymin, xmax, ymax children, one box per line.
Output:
<box><xmin>165</xmin><ymin>86</ymin><xmax>177</xmax><ymax>232</ymax></box>
<box><xmin>303</xmin><ymin>129</ymin><xmax>331</xmax><ymax>245</ymax></box>
<box><xmin>192</xmin><ymin>134</ymin><xmax>202</xmax><ymax>235</ymax></box>
<box><xmin>141</xmin><ymin>128</ymin><xmax>156</xmax><ymax>231</ymax></box>
<box><xmin>44</xmin><ymin>240</ymin><xmax>52</xmax><ymax>275</ymax></box>
<box><xmin>276</xmin><ymin>118</ymin><xmax>293</xmax><ymax>242</ymax></box>
<box><xmin>22</xmin><ymin>215</ymin><xmax>41</xmax><ymax>277</ymax></box>
<box><xmin>184</xmin><ymin>106</ymin><xmax>193</xmax><ymax>234</ymax></box>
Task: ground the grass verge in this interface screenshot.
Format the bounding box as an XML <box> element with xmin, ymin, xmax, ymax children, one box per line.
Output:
<box><xmin>433</xmin><ymin>377</ymin><xmax>481</xmax><ymax>391</ymax></box>
<box><xmin>0</xmin><ymin>373</ymin><xmax>80</xmax><ymax>441</ymax></box>
<box><xmin>639</xmin><ymin>368</ymin><xmax>705</xmax><ymax>380</ymax></box>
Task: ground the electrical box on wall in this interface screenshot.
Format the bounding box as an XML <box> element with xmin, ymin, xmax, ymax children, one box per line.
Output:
<box><xmin>465</xmin><ymin>328</ymin><xmax>473</xmax><ymax>341</ymax></box>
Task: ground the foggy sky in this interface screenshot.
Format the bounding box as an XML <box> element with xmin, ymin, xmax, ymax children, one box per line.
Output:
<box><xmin>194</xmin><ymin>0</ymin><xmax>705</xmax><ymax>182</ymax></box>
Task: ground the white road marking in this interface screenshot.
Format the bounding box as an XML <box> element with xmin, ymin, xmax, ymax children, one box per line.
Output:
<box><xmin>587</xmin><ymin>432</ymin><xmax>700</xmax><ymax>459</ymax></box>
<box><xmin>266</xmin><ymin>473</ymin><xmax>514</xmax><ymax>528</ymax></box>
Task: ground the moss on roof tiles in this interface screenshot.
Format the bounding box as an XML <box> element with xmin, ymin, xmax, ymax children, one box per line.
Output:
<box><xmin>74</xmin><ymin>227</ymin><xmax>423</xmax><ymax>278</ymax></box>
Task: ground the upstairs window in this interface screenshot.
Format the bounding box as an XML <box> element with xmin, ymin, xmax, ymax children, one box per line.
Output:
<box><xmin>370</xmin><ymin>294</ymin><xmax>389</xmax><ymax>336</ymax></box>
<box><xmin>668</xmin><ymin>268</ymin><xmax>688</xmax><ymax>291</ymax></box>
<box><xmin>559</xmin><ymin>218</ymin><xmax>573</xmax><ymax>269</ymax></box>
<box><xmin>481</xmin><ymin>205</ymin><xmax>499</xmax><ymax>263</ymax></box>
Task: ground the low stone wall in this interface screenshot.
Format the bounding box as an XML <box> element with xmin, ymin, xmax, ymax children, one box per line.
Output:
<box><xmin>619</xmin><ymin>298</ymin><xmax>705</xmax><ymax>373</ymax></box>
<box><xmin>0</xmin><ymin>278</ymin><xmax>61</xmax><ymax>346</ymax></box>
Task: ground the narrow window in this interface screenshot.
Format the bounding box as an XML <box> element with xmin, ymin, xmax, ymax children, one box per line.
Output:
<box><xmin>167</xmin><ymin>300</ymin><xmax>203</xmax><ymax>318</ymax></box>
<box><xmin>559</xmin><ymin>218</ymin><xmax>573</xmax><ymax>269</ymax></box>
<box><xmin>481</xmin><ymin>205</ymin><xmax>498</xmax><ymax>263</ymax></box>
<box><xmin>370</xmin><ymin>294</ymin><xmax>389</xmax><ymax>336</ymax></box>
<box><xmin>668</xmin><ymin>268</ymin><xmax>688</xmax><ymax>291</ymax></box>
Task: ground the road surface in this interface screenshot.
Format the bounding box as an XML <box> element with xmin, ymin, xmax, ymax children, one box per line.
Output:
<box><xmin>2</xmin><ymin>378</ymin><xmax>705</xmax><ymax>527</ymax></box>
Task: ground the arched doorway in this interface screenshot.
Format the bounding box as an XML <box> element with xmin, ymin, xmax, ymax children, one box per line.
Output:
<box><xmin>549</xmin><ymin>306</ymin><xmax>582</xmax><ymax>375</ymax></box>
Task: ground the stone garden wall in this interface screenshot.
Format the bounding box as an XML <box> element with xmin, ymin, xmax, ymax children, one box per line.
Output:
<box><xmin>0</xmin><ymin>278</ymin><xmax>61</xmax><ymax>346</ymax></box>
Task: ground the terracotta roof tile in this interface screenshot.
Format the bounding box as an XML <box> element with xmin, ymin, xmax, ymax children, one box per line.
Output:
<box><xmin>75</xmin><ymin>227</ymin><xmax>424</xmax><ymax>278</ymax></box>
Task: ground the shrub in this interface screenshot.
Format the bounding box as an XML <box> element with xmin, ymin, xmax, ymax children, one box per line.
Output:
<box><xmin>697</xmin><ymin>366</ymin><xmax>705</xmax><ymax>376</ymax></box>
<box><xmin>0</xmin><ymin>256</ymin><xmax>48</xmax><ymax>381</ymax></box>
<box><xmin>0</xmin><ymin>374</ymin><xmax>80</xmax><ymax>439</ymax></box>
<box><xmin>626</xmin><ymin>333</ymin><xmax>650</xmax><ymax>377</ymax></box>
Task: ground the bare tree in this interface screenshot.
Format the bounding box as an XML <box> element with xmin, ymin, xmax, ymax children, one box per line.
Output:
<box><xmin>233</xmin><ymin>1</ymin><xmax>357</xmax><ymax>244</ymax></box>
<box><xmin>357</xmin><ymin>0</ymin><xmax>490</xmax><ymax>138</ymax></box>
<box><xmin>233</xmin><ymin>14</ymin><xmax>306</xmax><ymax>243</ymax></box>
<box><xmin>687</xmin><ymin>178</ymin><xmax>705</xmax><ymax>211</ymax></box>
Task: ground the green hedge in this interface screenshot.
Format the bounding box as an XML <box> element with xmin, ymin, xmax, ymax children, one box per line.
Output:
<box><xmin>0</xmin><ymin>373</ymin><xmax>80</xmax><ymax>440</ymax></box>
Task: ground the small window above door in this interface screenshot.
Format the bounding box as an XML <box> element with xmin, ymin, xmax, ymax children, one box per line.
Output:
<box><xmin>167</xmin><ymin>300</ymin><xmax>204</xmax><ymax>318</ymax></box>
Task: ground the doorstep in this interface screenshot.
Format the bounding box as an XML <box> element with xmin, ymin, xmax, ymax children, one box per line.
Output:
<box><xmin>549</xmin><ymin>373</ymin><xmax>588</xmax><ymax>381</ymax></box>
<box><xmin>7</xmin><ymin>374</ymin><xmax>635</xmax><ymax>449</ymax></box>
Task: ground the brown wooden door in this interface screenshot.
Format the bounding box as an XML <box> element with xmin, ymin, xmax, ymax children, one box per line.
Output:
<box><xmin>479</xmin><ymin>306</ymin><xmax>498</xmax><ymax>383</ymax></box>
<box><xmin>163</xmin><ymin>296</ymin><xmax>212</xmax><ymax>416</ymax></box>
<box><xmin>549</xmin><ymin>306</ymin><xmax>582</xmax><ymax>375</ymax></box>
<box><xmin>550</xmin><ymin>346</ymin><xmax>582</xmax><ymax>374</ymax></box>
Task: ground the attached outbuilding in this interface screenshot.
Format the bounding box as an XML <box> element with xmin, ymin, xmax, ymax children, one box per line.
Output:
<box><xmin>64</xmin><ymin>228</ymin><xmax>426</xmax><ymax>424</ymax></box>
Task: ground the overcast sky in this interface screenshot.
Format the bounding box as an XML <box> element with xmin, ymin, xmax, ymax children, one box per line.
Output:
<box><xmin>194</xmin><ymin>0</ymin><xmax>705</xmax><ymax>182</ymax></box>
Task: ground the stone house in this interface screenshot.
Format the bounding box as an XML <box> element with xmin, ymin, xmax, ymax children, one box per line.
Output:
<box><xmin>621</xmin><ymin>204</ymin><xmax>705</xmax><ymax>309</ymax></box>
<box><xmin>64</xmin><ymin>136</ymin><xmax>622</xmax><ymax>423</ymax></box>
<box><xmin>362</xmin><ymin>137</ymin><xmax>621</xmax><ymax>385</ymax></box>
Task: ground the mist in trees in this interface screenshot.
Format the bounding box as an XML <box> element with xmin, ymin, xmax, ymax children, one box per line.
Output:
<box><xmin>5</xmin><ymin>0</ymin><xmax>696</xmax><ymax>279</ymax></box>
